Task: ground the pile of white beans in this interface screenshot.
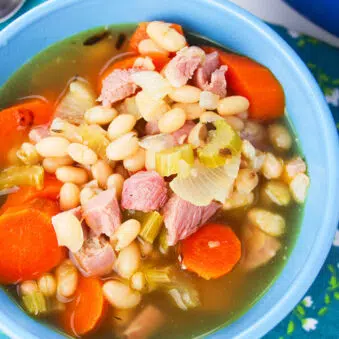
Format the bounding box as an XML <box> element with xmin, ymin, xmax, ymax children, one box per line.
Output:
<box><xmin>14</xmin><ymin>20</ymin><xmax>310</xmax><ymax>313</ymax></box>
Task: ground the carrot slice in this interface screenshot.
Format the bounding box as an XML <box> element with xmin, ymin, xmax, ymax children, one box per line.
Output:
<box><xmin>181</xmin><ymin>223</ymin><xmax>241</xmax><ymax>280</ymax></box>
<box><xmin>0</xmin><ymin>205</ymin><xmax>65</xmax><ymax>284</ymax></box>
<box><xmin>0</xmin><ymin>174</ymin><xmax>62</xmax><ymax>214</ymax></box>
<box><xmin>0</xmin><ymin>99</ymin><xmax>53</xmax><ymax>165</ymax></box>
<box><xmin>62</xmin><ymin>276</ymin><xmax>107</xmax><ymax>336</ymax></box>
<box><xmin>129</xmin><ymin>22</ymin><xmax>184</xmax><ymax>53</ymax></box>
<box><xmin>204</xmin><ymin>47</ymin><xmax>285</xmax><ymax>121</ymax></box>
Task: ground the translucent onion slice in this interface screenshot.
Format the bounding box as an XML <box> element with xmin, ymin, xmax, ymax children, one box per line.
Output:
<box><xmin>170</xmin><ymin>156</ymin><xmax>240</xmax><ymax>206</ymax></box>
<box><xmin>54</xmin><ymin>79</ymin><xmax>96</xmax><ymax>125</ymax></box>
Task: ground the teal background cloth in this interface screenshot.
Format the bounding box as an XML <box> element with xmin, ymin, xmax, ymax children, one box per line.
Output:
<box><xmin>0</xmin><ymin>1</ymin><xmax>338</xmax><ymax>338</ymax></box>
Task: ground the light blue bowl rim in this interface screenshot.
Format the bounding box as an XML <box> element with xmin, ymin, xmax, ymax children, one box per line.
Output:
<box><xmin>0</xmin><ymin>0</ymin><xmax>338</xmax><ymax>338</ymax></box>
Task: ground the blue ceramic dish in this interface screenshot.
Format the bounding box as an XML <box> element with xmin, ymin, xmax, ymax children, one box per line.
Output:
<box><xmin>0</xmin><ymin>0</ymin><xmax>338</xmax><ymax>338</ymax></box>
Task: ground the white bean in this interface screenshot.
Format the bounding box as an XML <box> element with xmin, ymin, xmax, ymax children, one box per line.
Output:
<box><xmin>145</xmin><ymin>149</ymin><xmax>156</xmax><ymax>171</ymax></box>
<box><xmin>68</xmin><ymin>143</ymin><xmax>98</xmax><ymax>165</ymax></box>
<box><xmin>268</xmin><ymin>124</ymin><xmax>292</xmax><ymax>151</ymax></box>
<box><xmin>199</xmin><ymin>111</ymin><xmax>223</xmax><ymax>123</ymax></box>
<box><xmin>188</xmin><ymin>123</ymin><xmax>207</xmax><ymax>149</ymax></box>
<box><xmin>130</xmin><ymin>272</ymin><xmax>147</xmax><ymax>292</ymax></box>
<box><xmin>123</xmin><ymin>148</ymin><xmax>146</xmax><ymax>172</ymax></box>
<box><xmin>133</xmin><ymin>56</ymin><xmax>156</xmax><ymax>71</ymax></box>
<box><xmin>264</xmin><ymin>181</ymin><xmax>291</xmax><ymax>206</ymax></box>
<box><xmin>169</xmin><ymin>86</ymin><xmax>201</xmax><ymax>104</ymax></box>
<box><xmin>158</xmin><ymin>108</ymin><xmax>186</xmax><ymax>134</ymax></box>
<box><xmin>38</xmin><ymin>274</ymin><xmax>57</xmax><ymax>297</ymax></box>
<box><xmin>20</xmin><ymin>280</ymin><xmax>39</xmax><ymax>296</ymax></box>
<box><xmin>42</xmin><ymin>156</ymin><xmax>74</xmax><ymax>174</ymax></box>
<box><xmin>235</xmin><ymin>169</ymin><xmax>259</xmax><ymax>194</ymax></box>
<box><xmin>36</xmin><ymin>137</ymin><xmax>70</xmax><ymax>157</ymax></box>
<box><xmin>106</xmin><ymin>132</ymin><xmax>139</xmax><ymax>161</ymax></box>
<box><xmin>248</xmin><ymin>208</ymin><xmax>285</xmax><ymax>237</ymax></box>
<box><xmin>146</xmin><ymin>21</ymin><xmax>186</xmax><ymax>52</ymax></box>
<box><xmin>173</xmin><ymin>102</ymin><xmax>205</xmax><ymax>120</ymax></box>
<box><xmin>91</xmin><ymin>160</ymin><xmax>113</xmax><ymax>188</ymax></box>
<box><xmin>283</xmin><ymin>157</ymin><xmax>306</xmax><ymax>182</ymax></box>
<box><xmin>217</xmin><ymin>96</ymin><xmax>250</xmax><ymax>116</ymax></box>
<box><xmin>224</xmin><ymin>116</ymin><xmax>245</xmax><ymax>131</ymax></box>
<box><xmin>84</xmin><ymin>106</ymin><xmax>117</xmax><ymax>125</ymax></box>
<box><xmin>289</xmin><ymin>173</ymin><xmax>309</xmax><ymax>204</ymax></box>
<box><xmin>241</xmin><ymin>140</ymin><xmax>256</xmax><ymax>161</ymax></box>
<box><xmin>199</xmin><ymin>91</ymin><xmax>219</xmax><ymax>110</ymax></box>
<box><xmin>112</xmin><ymin>219</ymin><xmax>141</xmax><ymax>251</ymax></box>
<box><xmin>223</xmin><ymin>191</ymin><xmax>254</xmax><ymax>210</ymax></box>
<box><xmin>108</xmin><ymin>114</ymin><xmax>137</xmax><ymax>140</ymax></box>
<box><xmin>261</xmin><ymin>153</ymin><xmax>283</xmax><ymax>179</ymax></box>
<box><xmin>103</xmin><ymin>280</ymin><xmax>141</xmax><ymax>309</ymax></box>
<box><xmin>138</xmin><ymin>39</ymin><xmax>169</xmax><ymax>56</ymax></box>
<box><xmin>56</xmin><ymin>166</ymin><xmax>89</xmax><ymax>185</ymax></box>
<box><xmin>80</xmin><ymin>187</ymin><xmax>97</xmax><ymax>205</ymax></box>
<box><xmin>55</xmin><ymin>260</ymin><xmax>78</xmax><ymax>299</ymax></box>
<box><xmin>59</xmin><ymin>183</ymin><xmax>80</xmax><ymax>210</ymax></box>
<box><xmin>115</xmin><ymin>242</ymin><xmax>141</xmax><ymax>279</ymax></box>
<box><xmin>106</xmin><ymin>174</ymin><xmax>125</xmax><ymax>199</ymax></box>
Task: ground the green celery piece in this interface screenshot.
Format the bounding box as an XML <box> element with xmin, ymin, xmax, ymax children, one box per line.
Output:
<box><xmin>155</xmin><ymin>144</ymin><xmax>194</xmax><ymax>177</ymax></box>
<box><xmin>22</xmin><ymin>292</ymin><xmax>47</xmax><ymax>316</ymax></box>
<box><xmin>198</xmin><ymin>119</ymin><xmax>242</xmax><ymax>168</ymax></box>
<box><xmin>0</xmin><ymin>165</ymin><xmax>44</xmax><ymax>190</ymax></box>
<box><xmin>139</xmin><ymin>211</ymin><xmax>164</xmax><ymax>244</ymax></box>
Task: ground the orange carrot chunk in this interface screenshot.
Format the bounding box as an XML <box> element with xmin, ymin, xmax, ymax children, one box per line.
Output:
<box><xmin>181</xmin><ymin>223</ymin><xmax>241</xmax><ymax>280</ymax></box>
<box><xmin>129</xmin><ymin>22</ymin><xmax>184</xmax><ymax>53</ymax></box>
<box><xmin>0</xmin><ymin>205</ymin><xmax>65</xmax><ymax>284</ymax></box>
<box><xmin>204</xmin><ymin>47</ymin><xmax>285</xmax><ymax>121</ymax></box>
<box><xmin>0</xmin><ymin>174</ymin><xmax>62</xmax><ymax>214</ymax></box>
<box><xmin>62</xmin><ymin>277</ymin><xmax>107</xmax><ymax>336</ymax></box>
<box><xmin>0</xmin><ymin>99</ymin><xmax>53</xmax><ymax>165</ymax></box>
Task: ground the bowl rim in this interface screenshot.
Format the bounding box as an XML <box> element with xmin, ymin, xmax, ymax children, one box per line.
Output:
<box><xmin>0</xmin><ymin>0</ymin><xmax>339</xmax><ymax>338</ymax></box>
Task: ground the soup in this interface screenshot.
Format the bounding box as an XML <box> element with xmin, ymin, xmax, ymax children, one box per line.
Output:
<box><xmin>0</xmin><ymin>21</ymin><xmax>309</xmax><ymax>338</ymax></box>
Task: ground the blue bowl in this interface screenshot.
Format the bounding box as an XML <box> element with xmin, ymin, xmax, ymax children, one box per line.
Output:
<box><xmin>0</xmin><ymin>0</ymin><xmax>338</xmax><ymax>338</ymax></box>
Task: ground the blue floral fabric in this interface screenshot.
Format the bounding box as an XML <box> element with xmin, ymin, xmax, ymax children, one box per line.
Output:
<box><xmin>0</xmin><ymin>1</ymin><xmax>338</xmax><ymax>338</ymax></box>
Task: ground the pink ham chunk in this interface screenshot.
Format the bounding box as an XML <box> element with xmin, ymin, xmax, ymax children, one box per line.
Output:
<box><xmin>28</xmin><ymin>125</ymin><xmax>50</xmax><ymax>143</ymax></box>
<box><xmin>145</xmin><ymin>120</ymin><xmax>160</xmax><ymax>136</ymax></box>
<box><xmin>98</xmin><ymin>69</ymin><xmax>138</xmax><ymax>107</ymax></box>
<box><xmin>163</xmin><ymin>194</ymin><xmax>221</xmax><ymax>245</ymax></box>
<box><xmin>70</xmin><ymin>236</ymin><xmax>116</xmax><ymax>277</ymax></box>
<box><xmin>171</xmin><ymin>121</ymin><xmax>195</xmax><ymax>145</ymax></box>
<box><xmin>164</xmin><ymin>54</ymin><xmax>201</xmax><ymax>88</ymax></box>
<box><xmin>193</xmin><ymin>52</ymin><xmax>227</xmax><ymax>98</ymax></box>
<box><xmin>83</xmin><ymin>189</ymin><xmax>122</xmax><ymax>237</ymax></box>
<box><xmin>121</xmin><ymin>171</ymin><xmax>168</xmax><ymax>212</ymax></box>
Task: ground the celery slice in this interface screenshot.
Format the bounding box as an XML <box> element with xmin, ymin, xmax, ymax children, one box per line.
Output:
<box><xmin>16</xmin><ymin>143</ymin><xmax>41</xmax><ymax>165</ymax></box>
<box><xmin>22</xmin><ymin>291</ymin><xmax>47</xmax><ymax>316</ymax></box>
<box><xmin>0</xmin><ymin>166</ymin><xmax>44</xmax><ymax>190</ymax></box>
<box><xmin>78</xmin><ymin>124</ymin><xmax>110</xmax><ymax>160</ymax></box>
<box><xmin>139</xmin><ymin>211</ymin><xmax>164</xmax><ymax>244</ymax></box>
<box><xmin>170</xmin><ymin>156</ymin><xmax>240</xmax><ymax>206</ymax></box>
<box><xmin>158</xmin><ymin>228</ymin><xmax>170</xmax><ymax>254</ymax></box>
<box><xmin>198</xmin><ymin>120</ymin><xmax>242</xmax><ymax>168</ymax></box>
<box><xmin>155</xmin><ymin>144</ymin><xmax>194</xmax><ymax>177</ymax></box>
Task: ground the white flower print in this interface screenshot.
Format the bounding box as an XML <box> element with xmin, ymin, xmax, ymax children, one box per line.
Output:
<box><xmin>302</xmin><ymin>318</ymin><xmax>318</xmax><ymax>332</ymax></box>
<box><xmin>302</xmin><ymin>296</ymin><xmax>313</xmax><ymax>307</ymax></box>
<box><xmin>333</xmin><ymin>230</ymin><xmax>339</xmax><ymax>247</ymax></box>
<box><xmin>325</xmin><ymin>88</ymin><xmax>339</xmax><ymax>106</ymax></box>
<box><xmin>288</xmin><ymin>29</ymin><xmax>301</xmax><ymax>38</ymax></box>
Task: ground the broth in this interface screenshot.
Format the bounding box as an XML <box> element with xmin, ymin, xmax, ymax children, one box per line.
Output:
<box><xmin>0</xmin><ymin>24</ymin><xmax>305</xmax><ymax>338</ymax></box>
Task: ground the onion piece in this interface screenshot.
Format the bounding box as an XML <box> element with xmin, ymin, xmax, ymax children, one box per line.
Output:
<box><xmin>170</xmin><ymin>156</ymin><xmax>240</xmax><ymax>206</ymax></box>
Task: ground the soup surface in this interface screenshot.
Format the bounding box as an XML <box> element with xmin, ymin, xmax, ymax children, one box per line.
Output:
<box><xmin>0</xmin><ymin>22</ymin><xmax>308</xmax><ymax>338</ymax></box>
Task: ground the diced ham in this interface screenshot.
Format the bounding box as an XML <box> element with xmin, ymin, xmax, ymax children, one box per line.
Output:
<box><xmin>83</xmin><ymin>189</ymin><xmax>122</xmax><ymax>237</ymax></box>
<box><xmin>164</xmin><ymin>54</ymin><xmax>201</xmax><ymax>88</ymax></box>
<box><xmin>121</xmin><ymin>171</ymin><xmax>168</xmax><ymax>212</ymax></box>
<box><xmin>241</xmin><ymin>223</ymin><xmax>281</xmax><ymax>270</ymax></box>
<box><xmin>70</xmin><ymin>236</ymin><xmax>116</xmax><ymax>277</ymax></box>
<box><xmin>145</xmin><ymin>120</ymin><xmax>160</xmax><ymax>135</ymax></box>
<box><xmin>193</xmin><ymin>52</ymin><xmax>220</xmax><ymax>89</ymax></box>
<box><xmin>206</xmin><ymin>65</ymin><xmax>228</xmax><ymax>98</ymax></box>
<box><xmin>163</xmin><ymin>194</ymin><xmax>221</xmax><ymax>245</ymax></box>
<box><xmin>98</xmin><ymin>69</ymin><xmax>138</xmax><ymax>107</ymax></box>
<box><xmin>193</xmin><ymin>52</ymin><xmax>227</xmax><ymax>98</ymax></box>
<box><xmin>171</xmin><ymin>121</ymin><xmax>195</xmax><ymax>145</ymax></box>
<box><xmin>28</xmin><ymin>125</ymin><xmax>50</xmax><ymax>143</ymax></box>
